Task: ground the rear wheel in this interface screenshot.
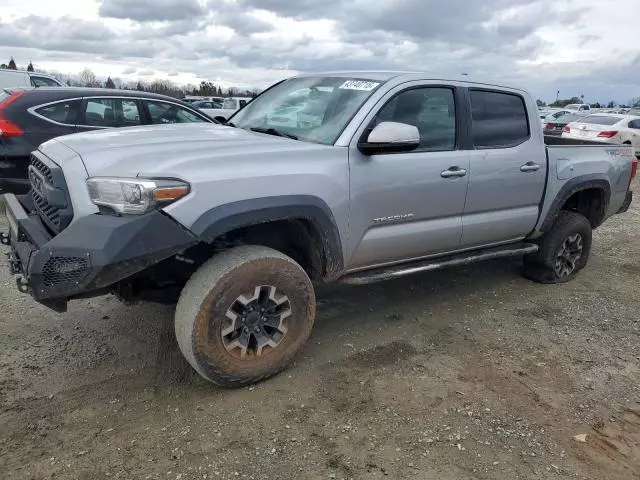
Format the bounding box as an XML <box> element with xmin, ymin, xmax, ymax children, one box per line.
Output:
<box><xmin>522</xmin><ymin>211</ymin><xmax>592</xmax><ymax>284</ymax></box>
<box><xmin>175</xmin><ymin>245</ymin><xmax>315</xmax><ymax>387</ymax></box>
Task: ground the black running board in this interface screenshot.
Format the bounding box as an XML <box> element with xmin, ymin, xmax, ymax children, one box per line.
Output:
<box><xmin>341</xmin><ymin>243</ymin><xmax>539</xmax><ymax>285</ymax></box>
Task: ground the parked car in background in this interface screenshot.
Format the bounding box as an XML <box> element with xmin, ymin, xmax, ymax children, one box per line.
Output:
<box><xmin>211</xmin><ymin>96</ymin><xmax>254</xmax><ymax>120</ymax></box>
<box><xmin>565</xmin><ymin>103</ymin><xmax>591</xmax><ymax>112</ymax></box>
<box><xmin>0</xmin><ymin>87</ymin><xmax>216</xmax><ymax>193</ymax></box>
<box><xmin>562</xmin><ymin>114</ymin><xmax>640</xmax><ymax>155</ymax></box>
<box><xmin>542</xmin><ymin>112</ymin><xmax>588</xmax><ymax>136</ymax></box>
<box><xmin>0</xmin><ymin>70</ymin><xmax>65</xmax><ymax>89</ymax></box>
<box><xmin>2</xmin><ymin>71</ymin><xmax>635</xmax><ymax>387</ymax></box>
<box><xmin>183</xmin><ymin>96</ymin><xmax>224</xmax><ymax>104</ymax></box>
<box><xmin>192</xmin><ymin>100</ymin><xmax>223</xmax><ymax>109</ymax></box>
<box><xmin>541</xmin><ymin>109</ymin><xmax>571</xmax><ymax>123</ymax></box>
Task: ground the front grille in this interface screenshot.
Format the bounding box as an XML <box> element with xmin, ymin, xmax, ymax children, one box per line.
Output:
<box><xmin>32</xmin><ymin>189</ymin><xmax>61</xmax><ymax>227</ymax></box>
<box><xmin>30</xmin><ymin>156</ymin><xmax>54</xmax><ymax>183</ymax></box>
<box><xmin>29</xmin><ymin>154</ymin><xmax>73</xmax><ymax>233</ymax></box>
<box><xmin>41</xmin><ymin>256</ymin><xmax>89</xmax><ymax>287</ymax></box>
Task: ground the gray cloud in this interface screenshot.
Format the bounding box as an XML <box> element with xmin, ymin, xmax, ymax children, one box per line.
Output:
<box><xmin>0</xmin><ymin>0</ymin><xmax>637</xmax><ymax>102</ymax></box>
<box><xmin>138</xmin><ymin>69</ymin><xmax>155</xmax><ymax>76</ymax></box>
<box><xmin>99</xmin><ymin>0</ymin><xmax>206</xmax><ymax>22</ymax></box>
<box><xmin>122</xmin><ymin>67</ymin><xmax>137</xmax><ymax>74</ymax></box>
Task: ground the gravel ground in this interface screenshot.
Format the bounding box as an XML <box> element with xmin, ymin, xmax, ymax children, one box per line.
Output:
<box><xmin>0</xmin><ymin>182</ymin><xmax>639</xmax><ymax>480</ymax></box>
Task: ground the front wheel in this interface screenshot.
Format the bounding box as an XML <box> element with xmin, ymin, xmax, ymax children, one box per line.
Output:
<box><xmin>175</xmin><ymin>245</ymin><xmax>316</xmax><ymax>387</ymax></box>
<box><xmin>522</xmin><ymin>211</ymin><xmax>593</xmax><ymax>284</ymax></box>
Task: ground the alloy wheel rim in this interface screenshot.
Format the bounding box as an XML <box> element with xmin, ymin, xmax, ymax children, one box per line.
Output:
<box><xmin>221</xmin><ymin>285</ymin><xmax>291</xmax><ymax>360</ymax></box>
<box><xmin>554</xmin><ymin>233</ymin><xmax>583</xmax><ymax>277</ymax></box>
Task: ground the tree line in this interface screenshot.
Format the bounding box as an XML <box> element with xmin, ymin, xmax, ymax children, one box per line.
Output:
<box><xmin>537</xmin><ymin>96</ymin><xmax>639</xmax><ymax>109</ymax></box>
<box><xmin>1</xmin><ymin>58</ymin><xmax>260</xmax><ymax>99</ymax></box>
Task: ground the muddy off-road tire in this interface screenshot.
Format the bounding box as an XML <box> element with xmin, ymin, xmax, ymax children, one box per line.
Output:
<box><xmin>522</xmin><ymin>211</ymin><xmax>592</xmax><ymax>284</ymax></box>
<box><xmin>175</xmin><ymin>245</ymin><xmax>316</xmax><ymax>387</ymax></box>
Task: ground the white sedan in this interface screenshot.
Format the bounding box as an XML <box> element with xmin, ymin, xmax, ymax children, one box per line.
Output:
<box><xmin>562</xmin><ymin>114</ymin><xmax>640</xmax><ymax>155</ymax></box>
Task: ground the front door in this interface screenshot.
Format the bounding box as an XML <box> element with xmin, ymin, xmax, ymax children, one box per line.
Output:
<box><xmin>346</xmin><ymin>84</ymin><xmax>470</xmax><ymax>270</ymax></box>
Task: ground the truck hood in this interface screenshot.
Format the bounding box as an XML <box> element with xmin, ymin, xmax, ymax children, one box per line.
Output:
<box><xmin>41</xmin><ymin>123</ymin><xmax>335</xmax><ymax>178</ymax></box>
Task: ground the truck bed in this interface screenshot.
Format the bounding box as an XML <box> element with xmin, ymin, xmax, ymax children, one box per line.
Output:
<box><xmin>535</xmin><ymin>140</ymin><xmax>635</xmax><ymax>238</ymax></box>
<box><xmin>544</xmin><ymin>135</ymin><xmax>621</xmax><ymax>147</ymax></box>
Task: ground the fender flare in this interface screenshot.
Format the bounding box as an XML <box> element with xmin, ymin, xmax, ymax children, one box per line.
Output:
<box><xmin>540</xmin><ymin>175</ymin><xmax>611</xmax><ymax>232</ymax></box>
<box><xmin>190</xmin><ymin>195</ymin><xmax>344</xmax><ymax>277</ymax></box>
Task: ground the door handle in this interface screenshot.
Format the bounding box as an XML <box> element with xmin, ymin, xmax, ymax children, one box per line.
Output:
<box><xmin>520</xmin><ymin>162</ymin><xmax>541</xmax><ymax>172</ymax></box>
<box><xmin>441</xmin><ymin>167</ymin><xmax>467</xmax><ymax>178</ymax></box>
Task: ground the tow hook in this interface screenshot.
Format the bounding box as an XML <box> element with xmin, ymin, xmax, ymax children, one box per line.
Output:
<box><xmin>16</xmin><ymin>276</ymin><xmax>31</xmax><ymax>294</ymax></box>
<box><xmin>6</xmin><ymin>251</ymin><xmax>23</xmax><ymax>275</ymax></box>
<box><xmin>0</xmin><ymin>232</ymin><xmax>10</xmax><ymax>246</ymax></box>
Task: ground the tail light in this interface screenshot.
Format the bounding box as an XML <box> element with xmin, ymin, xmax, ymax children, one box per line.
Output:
<box><xmin>0</xmin><ymin>91</ymin><xmax>24</xmax><ymax>137</ymax></box>
<box><xmin>563</xmin><ymin>125</ymin><xmax>571</xmax><ymax>133</ymax></box>
<box><xmin>543</xmin><ymin>123</ymin><xmax>553</xmax><ymax>130</ymax></box>
<box><xmin>631</xmin><ymin>157</ymin><xmax>638</xmax><ymax>181</ymax></box>
<box><xmin>597</xmin><ymin>130</ymin><xmax>618</xmax><ymax>138</ymax></box>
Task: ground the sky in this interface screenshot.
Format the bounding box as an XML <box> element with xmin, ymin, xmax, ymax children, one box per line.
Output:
<box><xmin>1</xmin><ymin>0</ymin><xmax>638</xmax><ymax>103</ymax></box>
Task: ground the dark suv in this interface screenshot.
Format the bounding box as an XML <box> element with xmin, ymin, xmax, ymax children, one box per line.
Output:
<box><xmin>0</xmin><ymin>88</ymin><xmax>216</xmax><ymax>193</ymax></box>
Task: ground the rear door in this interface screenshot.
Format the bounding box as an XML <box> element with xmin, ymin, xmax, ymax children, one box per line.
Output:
<box><xmin>347</xmin><ymin>83</ymin><xmax>470</xmax><ymax>269</ymax></box>
<box><xmin>461</xmin><ymin>88</ymin><xmax>546</xmax><ymax>247</ymax></box>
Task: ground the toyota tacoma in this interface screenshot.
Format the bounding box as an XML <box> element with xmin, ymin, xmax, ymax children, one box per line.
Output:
<box><xmin>2</xmin><ymin>72</ymin><xmax>636</xmax><ymax>387</ymax></box>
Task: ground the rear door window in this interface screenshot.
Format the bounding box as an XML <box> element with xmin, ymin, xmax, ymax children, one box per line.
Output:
<box><xmin>628</xmin><ymin>120</ymin><xmax>640</xmax><ymax>129</ymax></box>
<box><xmin>81</xmin><ymin>98</ymin><xmax>144</xmax><ymax>127</ymax></box>
<box><xmin>34</xmin><ymin>100</ymin><xmax>81</xmax><ymax>125</ymax></box>
<box><xmin>470</xmin><ymin>90</ymin><xmax>530</xmax><ymax>148</ymax></box>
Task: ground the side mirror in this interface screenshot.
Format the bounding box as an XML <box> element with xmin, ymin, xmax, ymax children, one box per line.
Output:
<box><xmin>358</xmin><ymin>121</ymin><xmax>420</xmax><ymax>155</ymax></box>
<box><xmin>214</xmin><ymin>115</ymin><xmax>228</xmax><ymax>123</ymax></box>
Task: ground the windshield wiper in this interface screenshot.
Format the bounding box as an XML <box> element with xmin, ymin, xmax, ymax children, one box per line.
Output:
<box><xmin>249</xmin><ymin>127</ymin><xmax>298</xmax><ymax>140</ymax></box>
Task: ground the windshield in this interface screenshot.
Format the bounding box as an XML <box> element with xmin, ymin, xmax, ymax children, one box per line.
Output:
<box><xmin>231</xmin><ymin>76</ymin><xmax>384</xmax><ymax>145</ymax></box>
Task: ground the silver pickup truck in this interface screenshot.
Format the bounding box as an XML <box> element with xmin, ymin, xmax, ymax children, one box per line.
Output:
<box><xmin>2</xmin><ymin>71</ymin><xmax>636</xmax><ymax>387</ymax></box>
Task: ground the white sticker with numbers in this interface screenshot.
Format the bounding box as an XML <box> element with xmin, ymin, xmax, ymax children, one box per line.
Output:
<box><xmin>339</xmin><ymin>80</ymin><xmax>380</xmax><ymax>91</ymax></box>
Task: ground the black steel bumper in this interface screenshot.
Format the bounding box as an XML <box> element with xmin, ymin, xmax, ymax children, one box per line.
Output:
<box><xmin>618</xmin><ymin>190</ymin><xmax>633</xmax><ymax>214</ymax></box>
<box><xmin>2</xmin><ymin>193</ymin><xmax>197</xmax><ymax>312</ymax></box>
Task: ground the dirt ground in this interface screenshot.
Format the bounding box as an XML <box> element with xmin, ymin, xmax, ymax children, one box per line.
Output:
<box><xmin>1</xmin><ymin>183</ymin><xmax>639</xmax><ymax>480</ymax></box>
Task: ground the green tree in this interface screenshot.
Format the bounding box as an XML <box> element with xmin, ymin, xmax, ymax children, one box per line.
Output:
<box><xmin>136</xmin><ymin>81</ymin><xmax>145</xmax><ymax>91</ymax></box>
<box><xmin>27</xmin><ymin>61</ymin><xmax>34</xmax><ymax>72</ymax></box>
<box><xmin>536</xmin><ymin>99</ymin><xmax>546</xmax><ymax>107</ymax></box>
<box><xmin>8</xmin><ymin>57</ymin><xmax>17</xmax><ymax>70</ymax></box>
<box><xmin>0</xmin><ymin>64</ymin><xmax>7</xmax><ymax>69</ymax></box>
<box><xmin>606</xmin><ymin>101</ymin><xmax>616</xmax><ymax>108</ymax></box>
<box><xmin>105</xmin><ymin>76</ymin><xmax>116</xmax><ymax>88</ymax></box>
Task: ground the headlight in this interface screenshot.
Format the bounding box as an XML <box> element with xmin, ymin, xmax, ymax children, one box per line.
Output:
<box><xmin>86</xmin><ymin>177</ymin><xmax>190</xmax><ymax>215</ymax></box>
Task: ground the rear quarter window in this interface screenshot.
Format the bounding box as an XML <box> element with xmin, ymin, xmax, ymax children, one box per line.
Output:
<box><xmin>34</xmin><ymin>100</ymin><xmax>81</xmax><ymax>125</ymax></box>
<box><xmin>470</xmin><ymin>90</ymin><xmax>530</xmax><ymax>148</ymax></box>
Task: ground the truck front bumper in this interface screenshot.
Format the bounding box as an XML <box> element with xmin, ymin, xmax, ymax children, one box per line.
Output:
<box><xmin>2</xmin><ymin>193</ymin><xmax>197</xmax><ymax>312</ymax></box>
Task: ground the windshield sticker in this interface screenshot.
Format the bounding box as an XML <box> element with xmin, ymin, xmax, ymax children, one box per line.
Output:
<box><xmin>339</xmin><ymin>80</ymin><xmax>380</xmax><ymax>91</ymax></box>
